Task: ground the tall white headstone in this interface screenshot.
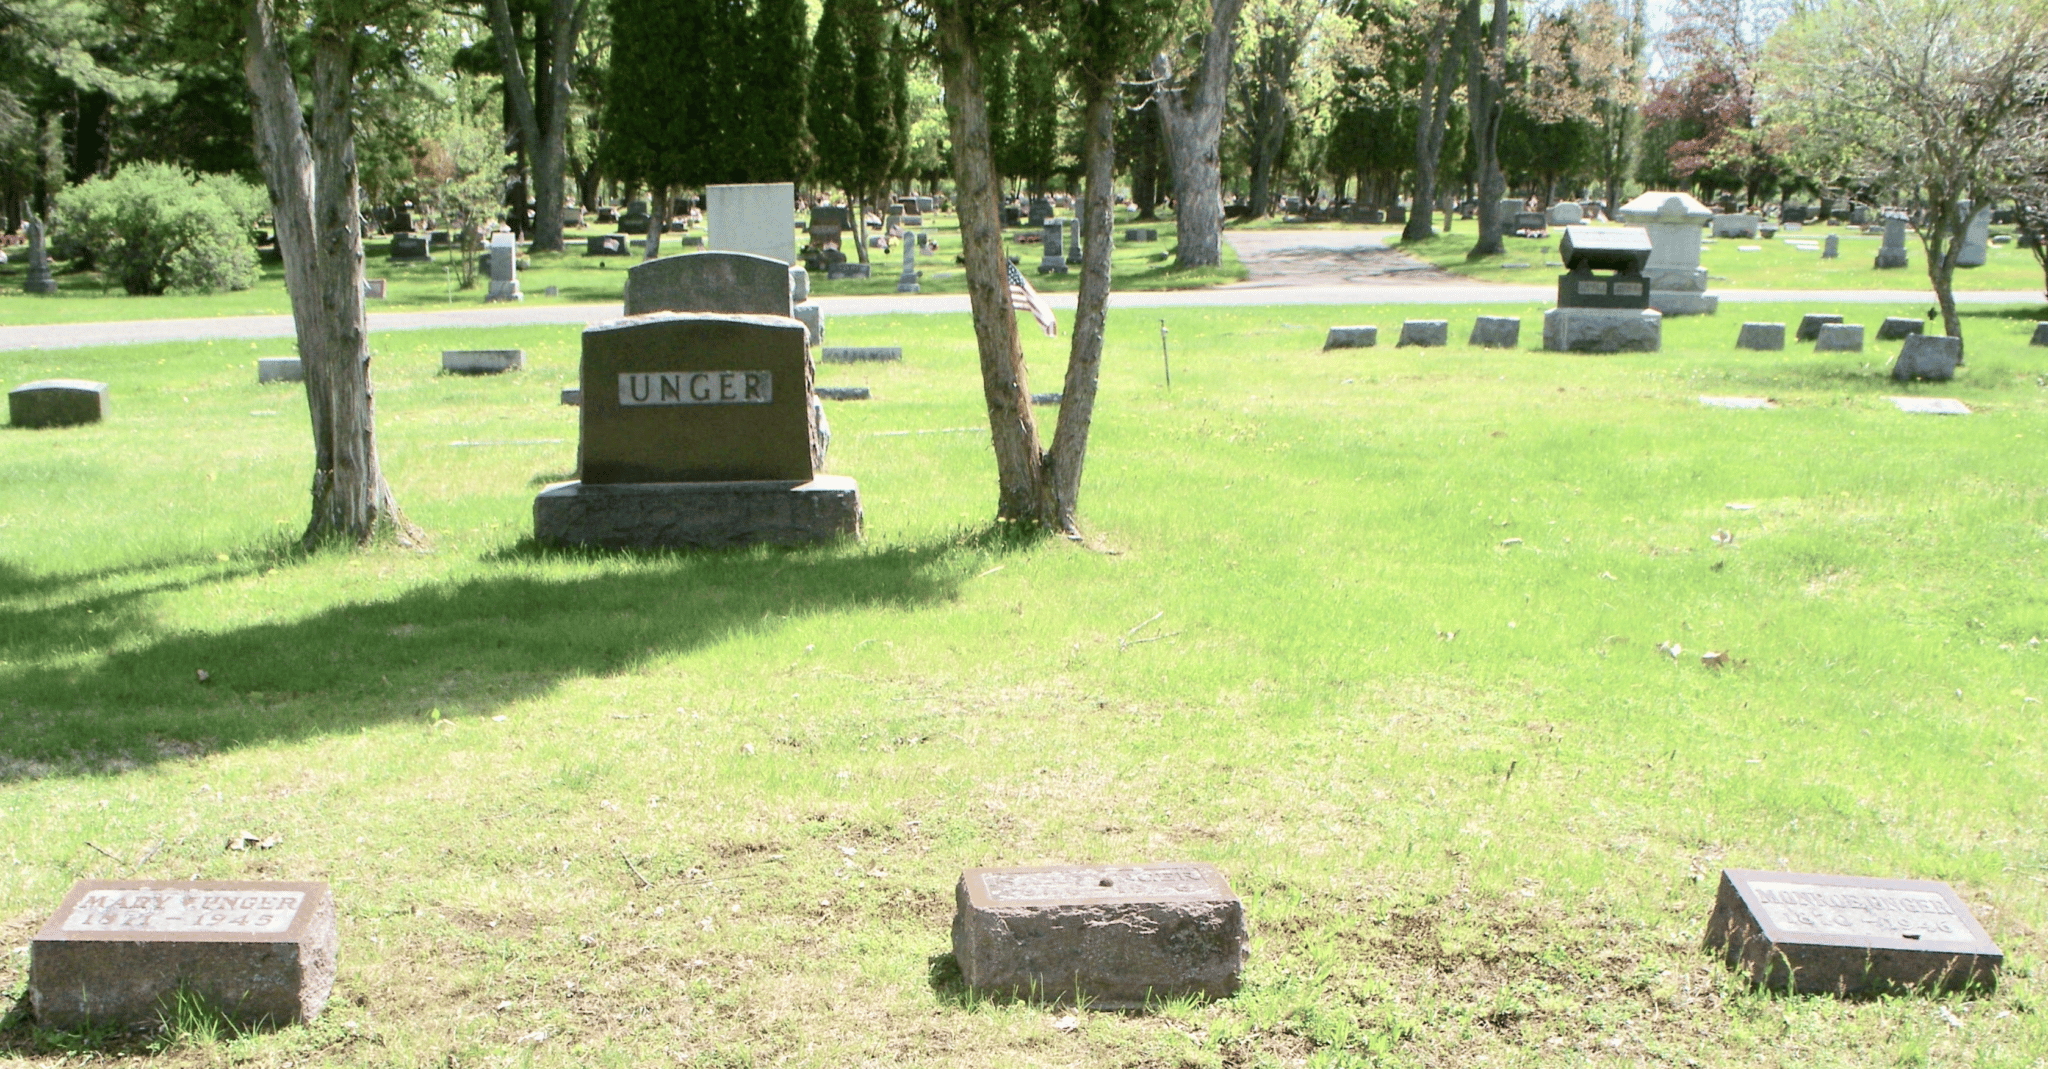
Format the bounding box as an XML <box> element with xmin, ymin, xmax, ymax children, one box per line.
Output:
<box><xmin>1617</xmin><ymin>191</ymin><xmax>1717</xmax><ymax>315</ymax></box>
<box><xmin>706</xmin><ymin>183</ymin><xmax>797</xmax><ymax>265</ymax></box>
<box><xmin>1956</xmin><ymin>204</ymin><xmax>1992</xmax><ymax>268</ymax></box>
<box><xmin>486</xmin><ymin>232</ymin><xmax>522</xmax><ymax>302</ymax></box>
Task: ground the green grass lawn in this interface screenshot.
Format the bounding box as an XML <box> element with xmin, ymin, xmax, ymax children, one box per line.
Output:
<box><xmin>2</xmin><ymin>303</ymin><xmax>2046</xmax><ymax>1066</ymax></box>
<box><xmin>1404</xmin><ymin>225</ymin><xmax>2048</xmax><ymax>294</ymax></box>
<box><xmin>0</xmin><ymin>213</ymin><xmax>1243</xmax><ymax>327</ymax></box>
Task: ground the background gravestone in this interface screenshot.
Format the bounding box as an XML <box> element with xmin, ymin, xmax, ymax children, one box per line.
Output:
<box><xmin>625</xmin><ymin>252</ymin><xmax>794</xmax><ymax>317</ymax></box>
<box><xmin>1822</xmin><ymin>234</ymin><xmax>1840</xmax><ymax>259</ymax></box>
<box><xmin>1815</xmin><ymin>323</ymin><xmax>1864</xmax><ymax>352</ymax></box>
<box><xmin>1397</xmin><ymin>320</ymin><xmax>1448</xmax><ymax>347</ymax></box>
<box><xmin>1796</xmin><ymin>313</ymin><xmax>1844</xmax><ymax>341</ymax></box>
<box><xmin>1711</xmin><ymin>213</ymin><xmax>1760</xmax><ymax>238</ymax></box>
<box><xmin>1893</xmin><ymin>335</ymin><xmax>1961</xmax><ymax>381</ymax></box>
<box><xmin>1469</xmin><ymin>316</ymin><xmax>1520</xmax><ymax>348</ymax></box>
<box><xmin>1876</xmin><ymin>316</ymin><xmax>1924</xmax><ymax>340</ymax></box>
<box><xmin>389</xmin><ymin>234</ymin><xmax>431</xmax><ymax>262</ymax></box>
<box><xmin>1617</xmin><ymin>191</ymin><xmax>1717</xmax><ymax>314</ymax></box>
<box><xmin>1875</xmin><ymin>216</ymin><xmax>1910</xmax><ymax>268</ymax></box>
<box><xmin>30</xmin><ymin>880</ymin><xmax>338</xmax><ymax>1030</ymax></box>
<box><xmin>1736</xmin><ymin>323</ymin><xmax>1785</xmax><ymax>351</ymax></box>
<box><xmin>258</xmin><ymin>357</ymin><xmax>304</xmax><ymax>383</ymax></box>
<box><xmin>1956</xmin><ymin>205</ymin><xmax>1992</xmax><ymax>268</ymax></box>
<box><xmin>23</xmin><ymin>211</ymin><xmax>57</xmax><ymax>294</ymax></box>
<box><xmin>952</xmin><ymin>863</ymin><xmax>1249</xmax><ymax>1008</ymax></box>
<box><xmin>1546</xmin><ymin>202</ymin><xmax>1583</xmax><ymax>226</ymax></box>
<box><xmin>1544</xmin><ymin>225</ymin><xmax>1662</xmax><ymax>352</ymax></box>
<box><xmin>10</xmin><ymin>379</ymin><xmax>108</xmax><ymax>428</ymax></box>
<box><xmin>707</xmin><ymin>183</ymin><xmax>796</xmax><ymax>264</ymax></box>
<box><xmin>1039</xmin><ymin>220</ymin><xmax>1068</xmax><ymax>274</ymax></box>
<box><xmin>485</xmin><ymin>232</ymin><xmax>522</xmax><ymax>302</ymax></box>
<box><xmin>1324</xmin><ymin>325</ymin><xmax>1377</xmax><ymax>349</ymax></box>
<box><xmin>1703</xmin><ymin>869</ymin><xmax>2001</xmax><ymax>994</ymax></box>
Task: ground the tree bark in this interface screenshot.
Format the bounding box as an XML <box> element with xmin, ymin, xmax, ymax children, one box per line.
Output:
<box><xmin>1042</xmin><ymin>86</ymin><xmax>1117</xmax><ymax>534</ymax></box>
<box><xmin>245</xmin><ymin>0</ymin><xmax>412</xmax><ymax>548</ymax></box>
<box><xmin>936</xmin><ymin>2</ymin><xmax>1043</xmax><ymax>522</ymax></box>
<box><xmin>1155</xmin><ymin>0</ymin><xmax>1244</xmax><ymax>267</ymax></box>
<box><xmin>1464</xmin><ymin>0</ymin><xmax>1508</xmax><ymax>259</ymax></box>
<box><xmin>1402</xmin><ymin>3</ymin><xmax>1463</xmax><ymax>243</ymax></box>
<box><xmin>643</xmin><ymin>184</ymin><xmax>666</xmax><ymax>260</ymax></box>
<box><xmin>1915</xmin><ymin>197</ymin><xmax>1966</xmax><ymax>346</ymax></box>
<box><xmin>488</xmin><ymin>0</ymin><xmax>580</xmax><ymax>253</ymax></box>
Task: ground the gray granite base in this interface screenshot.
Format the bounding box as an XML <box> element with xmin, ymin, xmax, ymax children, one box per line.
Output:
<box><xmin>1877</xmin><ymin>316</ymin><xmax>1925</xmax><ymax>340</ymax></box>
<box><xmin>1736</xmin><ymin>323</ymin><xmax>1785</xmax><ymax>351</ymax></box>
<box><xmin>1397</xmin><ymin>320</ymin><xmax>1448</xmax><ymax>348</ymax></box>
<box><xmin>257</xmin><ymin>357</ymin><xmax>304</xmax><ymax>384</ymax></box>
<box><xmin>1815</xmin><ymin>324</ymin><xmax>1865</xmax><ymax>352</ymax></box>
<box><xmin>1648</xmin><ymin>290</ymin><xmax>1719</xmax><ymax>315</ymax></box>
<box><xmin>1796</xmin><ymin>314</ymin><xmax>1844</xmax><ymax>341</ymax></box>
<box><xmin>533</xmin><ymin>477</ymin><xmax>862</xmax><ymax>549</ymax></box>
<box><xmin>1323</xmin><ymin>325</ymin><xmax>1377</xmax><ymax>349</ymax></box>
<box><xmin>1469</xmin><ymin>316</ymin><xmax>1521</xmax><ymax>349</ymax></box>
<box><xmin>1542</xmin><ymin>308</ymin><xmax>1661</xmax><ymax>353</ymax></box>
<box><xmin>1893</xmin><ymin>335</ymin><xmax>1961</xmax><ymax>381</ymax></box>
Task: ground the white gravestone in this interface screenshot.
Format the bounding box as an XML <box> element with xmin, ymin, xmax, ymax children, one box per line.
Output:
<box><xmin>1617</xmin><ymin>191</ymin><xmax>1718</xmax><ymax>315</ymax></box>
<box><xmin>706</xmin><ymin>183</ymin><xmax>797</xmax><ymax>265</ymax></box>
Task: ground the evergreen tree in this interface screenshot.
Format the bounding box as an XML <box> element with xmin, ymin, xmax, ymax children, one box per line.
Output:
<box><xmin>730</xmin><ymin>0</ymin><xmax>811</xmax><ymax>181</ymax></box>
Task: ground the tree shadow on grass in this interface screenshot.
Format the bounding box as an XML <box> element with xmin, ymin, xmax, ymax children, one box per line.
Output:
<box><xmin>0</xmin><ymin>526</ymin><xmax>1043</xmax><ymax>780</ymax></box>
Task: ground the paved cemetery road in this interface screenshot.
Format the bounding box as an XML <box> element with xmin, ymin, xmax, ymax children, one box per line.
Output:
<box><xmin>0</xmin><ymin>284</ymin><xmax>2040</xmax><ymax>352</ymax></box>
<box><xmin>1220</xmin><ymin>227</ymin><xmax>1468</xmax><ymax>286</ymax></box>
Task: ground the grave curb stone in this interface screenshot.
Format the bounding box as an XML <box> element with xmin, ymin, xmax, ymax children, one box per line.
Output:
<box><xmin>1796</xmin><ymin>313</ymin><xmax>1844</xmax><ymax>342</ymax></box>
<box><xmin>1469</xmin><ymin>316</ymin><xmax>1521</xmax><ymax>349</ymax></box>
<box><xmin>1323</xmin><ymin>325</ymin><xmax>1378</xmax><ymax>350</ymax></box>
<box><xmin>1876</xmin><ymin>317</ymin><xmax>1925</xmax><ymax>341</ymax></box>
<box><xmin>1702</xmin><ymin>868</ymin><xmax>2001</xmax><ymax>995</ymax></box>
<box><xmin>9</xmin><ymin>379</ymin><xmax>109</xmax><ymax>428</ymax></box>
<box><xmin>1397</xmin><ymin>320</ymin><xmax>1449</xmax><ymax>348</ymax></box>
<box><xmin>534</xmin><ymin>476</ymin><xmax>861</xmax><ymax>549</ymax></box>
<box><xmin>442</xmin><ymin>350</ymin><xmax>526</xmax><ymax>375</ymax></box>
<box><xmin>1892</xmin><ymin>335</ymin><xmax>1962</xmax><ymax>382</ymax></box>
<box><xmin>951</xmin><ymin>862</ymin><xmax>1249</xmax><ymax>1009</ymax></box>
<box><xmin>1815</xmin><ymin>323</ymin><xmax>1865</xmax><ymax>352</ymax></box>
<box><xmin>30</xmin><ymin>880</ymin><xmax>338</xmax><ymax>1030</ymax></box>
<box><xmin>257</xmin><ymin>357</ymin><xmax>304</xmax><ymax>384</ymax></box>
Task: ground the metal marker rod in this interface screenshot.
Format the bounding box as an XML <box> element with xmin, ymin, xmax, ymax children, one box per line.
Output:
<box><xmin>1159</xmin><ymin>319</ymin><xmax>1171</xmax><ymax>388</ymax></box>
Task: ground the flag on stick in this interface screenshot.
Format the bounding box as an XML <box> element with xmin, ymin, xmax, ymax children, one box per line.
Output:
<box><xmin>1006</xmin><ymin>260</ymin><xmax>1059</xmax><ymax>338</ymax></box>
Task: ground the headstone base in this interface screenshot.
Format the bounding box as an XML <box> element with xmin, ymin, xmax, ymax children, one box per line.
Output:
<box><xmin>1874</xmin><ymin>249</ymin><xmax>1910</xmax><ymax>269</ymax></box>
<box><xmin>1469</xmin><ymin>316</ymin><xmax>1521</xmax><ymax>349</ymax></box>
<box><xmin>23</xmin><ymin>271</ymin><xmax>57</xmax><ymax>294</ymax></box>
<box><xmin>533</xmin><ymin>477</ymin><xmax>862</xmax><ymax>549</ymax></box>
<box><xmin>1324</xmin><ymin>325</ymin><xmax>1377</xmax><ymax>350</ymax></box>
<box><xmin>1649</xmin><ymin>290</ymin><xmax>1719</xmax><ymax>315</ymax></box>
<box><xmin>486</xmin><ymin>281</ymin><xmax>523</xmax><ymax>302</ymax></box>
<box><xmin>1542</xmin><ymin>308</ymin><xmax>1662</xmax><ymax>353</ymax></box>
<box><xmin>1397</xmin><ymin>320</ymin><xmax>1449</xmax><ymax>348</ymax></box>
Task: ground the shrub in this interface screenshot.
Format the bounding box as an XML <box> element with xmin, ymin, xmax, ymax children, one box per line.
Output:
<box><xmin>55</xmin><ymin>163</ymin><xmax>267</xmax><ymax>295</ymax></box>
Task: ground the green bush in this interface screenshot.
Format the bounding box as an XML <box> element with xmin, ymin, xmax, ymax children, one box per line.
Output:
<box><xmin>55</xmin><ymin>163</ymin><xmax>267</xmax><ymax>295</ymax></box>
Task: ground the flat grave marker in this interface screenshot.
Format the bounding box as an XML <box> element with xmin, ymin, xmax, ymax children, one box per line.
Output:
<box><xmin>1703</xmin><ymin>869</ymin><xmax>2000</xmax><ymax>994</ymax></box>
<box><xmin>1700</xmin><ymin>395</ymin><xmax>1777</xmax><ymax>409</ymax></box>
<box><xmin>30</xmin><ymin>880</ymin><xmax>338</xmax><ymax>1030</ymax></box>
<box><xmin>442</xmin><ymin>350</ymin><xmax>525</xmax><ymax>375</ymax></box>
<box><xmin>1890</xmin><ymin>396</ymin><xmax>1971</xmax><ymax>415</ymax></box>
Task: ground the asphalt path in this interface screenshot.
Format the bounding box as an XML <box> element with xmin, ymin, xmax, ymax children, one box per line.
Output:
<box><xmin>0</xmin><ymin>227</ymin><xmax>2036</xmax><ymax>351</ymax></box>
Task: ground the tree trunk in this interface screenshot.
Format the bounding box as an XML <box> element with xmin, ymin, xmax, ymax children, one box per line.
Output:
<box><xmin>1131</xmin><ymin>98</ymin><xmax>1161</xmax><ymax>221</ymax></box>
<box><xmin>488</xmin><ymin>0</ymin><xmax>579</xmax><ymax>253</ymax></box>
<box><xmin>1464</xmin><ymin>0</ymin><xmax>1508</xmax><ymax>259</ymax></box>
<box><xmin>1403</xmin><ymin>3</ymin><xmax>1462</xmax><ymax>243</ymax></box>
<box><xmin>1042</xmin><ymin>86</ymin><xmax>1117</xmax><ymax>534</ymax></box>
<box><xmin>850</xmin><ymin>188</ymin><xmax>869</xmax><ymax>264</ymax></box>
<box><xmin>643</xmin><ymin>184</ymin><xmax>665</xmax><ymax>260</ymax></box>
<box><xmin>935</xmin><ymin>2</ymin><xmax>1043</xmax><ymax>522</ymax></box>
<box><xmin>1155</xmin><ymin>0</ymin><xmax>1244</xmax><ymax>268</ymax></box>
<box><xmin>1916</xmin><ymin>197</ymin><xmax>1966</xmax><ymax>347</ymax></box>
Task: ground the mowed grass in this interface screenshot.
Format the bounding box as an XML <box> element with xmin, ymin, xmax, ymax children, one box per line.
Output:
<box><xmin>0</xmin><ymin>303</ymin><xmax>2046</xmax><ymax>1067</ymax></box>
<box><xmin>1404</xmin><ymin>225</ymin><xmax>2048</xmax><ymax>293</ymax></box>
<box><xmin>0</xmin><ymin>212</ymin><xmax>1242</xmax><ymax>327</ymax></box>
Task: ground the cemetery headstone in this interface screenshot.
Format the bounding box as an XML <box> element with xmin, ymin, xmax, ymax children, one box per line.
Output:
<box><xmin>1125</xmin><ymin>228</ymin><xmax>1158</xmax><ymax>243</ymax></box>
<box><xmin>1876</xmin><ymin>316</ymin><xmax>1925</xmax><ymax>341</ymax></box>
<box><xmin>362</xmin><ymin>278</ymin><xmax>387</xmax><ymax>300</ymax></box>
<box><xmin>822</xmin><ymin>347</ymin><xmax>903</xmax><ymax>364</ymax></box>
<box><xmin>442</xmin><ymin>349</ymin><xmax>525</xmax><ymax>374</ymax></box>
<box><xmin>10</xmin><ymin>379</ymin><xmax>108</xmax><ymax>428</ymax></box>
<box><xmin>1497</xmin><ymin>198</ymin><xmax>1523</xmax><ymax>224</ymax></box>
<box><xmin>1513</xmin><ymin>211</ymin><xmax>1548</xmax><ymax>234</ymax></box>
<box><xmin>393</xmin><ymin>208</ymin><xmax>413</xmax><ymax>233</ymax></box>
<box><xmin>1851</xmin><ymin>206</ymin><xmax>1871</xmax><ymax>225</ymax></box>
<box><xmin>1039</xmin><ymin>220</ymin><xmax>1069</xmax><ymax>275</ymax></box>
<box><xmin>1822</xmin><ymin>234</ymin><xmax>1840</xmax><ymax>259</ymax></box>
<box><xmin>1546</xmin><ymin>202</ymin><xmax>1583</xmax><ymax>226</ymax></box>
<box><xmin>1956</xmin><ymin>205</ymin><xmax>1992</xmax><ymax>268</ymax></box>
<box><xmin>2031</xmin><ymin>322</ymin><xmax>2048</xmax><ymax>346</ymax></box>
<box><xmin>815</xmin><ymin>386</ymin><xmax>870</xmax><ymax>401</ymax></box>
<box><xmin>1617</xmin><ymin>192</ymin><xmax>1717</xmax><ymax>314</ymax></box>
<box><xmin>1736</xmin><ymin>323</ymin><xmax>1786</xmax><ymax>351</ymax></box>
<box><xmin>1067</xmin><ymin>220</ymin><xmax>1082</xmax><ymax>264</ymax></box>
<box><xmin>586</xmin><ymin>234</ymin><xmax>628</xmax><ymax>256</ymax></box>
<box><xmin>561</xmin><ymin>388</ymin><xmax>581</xmax><ymax>405</ymax></box>
<box><xmin>951</xmin><ymin>863</ymin><xmax>1249</xmax><ymax>1008</ymax></box>
<box><xmin>1028</xmin><ymin>197</ymin><xmax>1053</xmax><ymax>226</ymax></box>
<box><xmin>562</xmin><ymin>205</ymin><xmax>584</xmax><ymax>228</ymax></box>
<box><xmin>22</xmin><ymin>210</ymin><xmax>56</xmax><ymax>294</ymax></box>
<box><xmin>533</xmin><ymin>312</ymin><xmax>861</xmax><ymax>548</ymax></box>
<box><xmin>1796</xmin><ymin>313</ymin><xmax>1844</xmax><ymax>341</ymax></box>
<box><xmin>388</xmin><ymin>234</ymin><xmax>431</xmax><ymax>262</ymax></box>
<box><xmin>793</xmin><ymin>303</ymin><xmax>824</xmax><ymax>346</ymax></box>
<box><xmin>486</xmin><ymin>233</ymin><xmax>522</xmax><ymax>302</ymax></box>
<box><xmin>625</xmin><ymin>252</ymin><xmax>793</xmax><ymax>318</ymax></box>
<box><xmin>1002</xmin><ymin>205</ymin><xmax>1023</xmax><ymax>228</ymax></box>
<box><xmin>30</xmin><ymin>880</ymin><xmax>337</xmax><ymax>1030</ymax></box>
<box><xmin>1893</xmin><ymin>335</ymin><xmax>1961</xmax><ymax>382</ymax></box>
<box><xmin>1543</xmin><ymin>225</ymin><xmax>1662</xmax><ymax>352</ymax></box>
<box><xmin>1711</xmin><ymin>213</ymin><xmax>1760</xmax><ymax>238</ymax></box>
<box><xmin>896</xmin><ymin>241</ymin><xmax>920</xmax><ymax>293</ymax></box>
<box><xmin>1702</xmin><ymin>869</ymin><xmax>2000</xmax><ymax>994</ymax></box>
<box><xmin>1387</xmin><ymin>205</ymin><xmax>1408</xmax><ymax>225</ymax></box>
<box><xmin>1815</xmin><ymin>323</ymin><xmax>1864</xmax><ymax>352</ymax></box>
<box><xmin>826</xmin><ymin>262</ymin><xmax>870</xmax><ymax>280</ymax></box>
<box><xmin>1397</xmin><ymin>320</ymin><xmax>1449</xmax><ymax>348</ymax></box>
<box><xmin>617</xmin><ymin>201</ymin><xmax>650</xmax><ymax>234</ymax></box>
<box><xmin>258</xmin><ymin>357</ymin><xmax>304</xmax><ymax>383</ymax></box>
<box><xmin>1875</xmin><ymin>216</ymin><xmax>1910</xmax><ymax>269</ymax></box>
<box><xmin>1891</xmin><ymin>396</ymin><xmax>1971</xmax><ymax>415</ymax></box>
<box><xmin>1324</xmin><ymin>326</ymin><xmax>1378</xmax><ymax>350</ymax></box>
<box><xmin>1469</xmin><ymin>316</ymin><xmax>1521</xmax><ymax>348</ymax></box>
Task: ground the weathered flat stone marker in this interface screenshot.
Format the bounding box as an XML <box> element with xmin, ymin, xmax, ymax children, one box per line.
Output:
<box><xmin>952</xmin><ymin>863</ymin><xmax>1248</xmax><ymax>1008</ymax></box>
<box><xmin>1893</xmin><ymin>335</ymin><xmax>1961</xmax><ymax>382</ymax></box>
<box><xmin>31</xmin><ymin>880</ymin><xmax>337</xmax><ymax>1030</ymax></box>
<box><xmin>257</xmin><ymin>357</ymin><xmax>304</xmax><ymax>384</ymax></box>
<box><xmin>1814</xmin><ymin>323</ymin><xmax>1864</xmax><ymax>352</ymax></box>
<box><xmin>10</xmin><ymin>379</ymin><xmax>108</xmax><ymax>428</ymax></box>
<box><xmin>2031</xmin><ymin>322</ymin><xmax>2048</xmax><ymax>347</ymax></box>
<box><xmin>1890</xmin><ymin>396</ymin><xmax>1971</xmax><ymax>415</ymax></box>
<box><xmin>560</xmin><ymin>388</ymin><xmax>582</xmax><ymax>406</ymax></box>
<box><xmin>1700</xmin><ymin>395</ymin><xmax>1777</xmax><ymax>409</ymax></box>
<box><xmin>1468</xmin><ymin>315</ymin><xmax>1520</xmax><ymax>349</ymax></box>
<box><xmin>1877</xmin><ymin>316</ymin><xmax>1925</xmax><ymax>341</ymax></box>
<box><xmin>1397</xmin><ymin>320</ymin><xmax>1448</xmax><ymax>348</ymax></box>
<box><xmin>1323</xmin><ymin>325</ymin><xmax>1377</xmax><ymax>350</ymax></box>
<box><xmin>821</xmin><ymin>346</ymin><xmax>902</xmax><ymax>364</ymax></box>
<box><xmin>1703</xmin><ymin>869</ymin><xmax>2000</xmax><ymax>994</ymax></box>
<box><xmin>442</xmin><ymin>349</ymin><xmax>525</xmax><ymax>375</ymax></box>
<box><xmin>1736</xmin><ymin>322</ymin><xmax>1785</xmax><ymax>351</ymax></box>
<box><xmin>1796</xmin><ymin>313</ymin><xmax>1843</xmax><ymax>342</ymax></box>
<box><xmin>815</xmin><ymin>386</ymin><xmax>870</xmax><ymax>401</ymax></box>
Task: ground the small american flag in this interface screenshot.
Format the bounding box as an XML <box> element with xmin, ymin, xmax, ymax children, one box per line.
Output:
<box><xmin>1007</xmin><ymin>260</ymin><xmax>1059</xmax><ymax>338</ymax></box>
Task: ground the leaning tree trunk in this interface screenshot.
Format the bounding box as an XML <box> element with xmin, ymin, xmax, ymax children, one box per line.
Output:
<box><xmin>1041</xmin><ymin>85</ymin><xmax>1118</xmax><ymax>533</ymax></box>
<box><xmin>642</xmin><ymin>184</ymin><xmax>666</xmax><ymax>260</ymax></box>
<box><xmin>244</xmin><ymin>0</ymin><xmax>411</xmax><ymax>548</ymax></box>
<box><xmin>935</xmin><ymin>1</ymin><xmax>1043</xmax><ymax>522</ymax></box>
<box><xmin>1403</xmin><ymin>11</ymin><xmax>1460</xmax><ymax>244</ymax></box>
<box><xmin>487</xmin><ymin>0</ymin><xmax>578</xmax><ymax>253</ymax></box>
<box><xmin>1464</xmin><ymin>0</ymin><xmax>1508</xmax><ymax>259</ymax></box>
<box><xmin>1155</xmin><ymin>0</ymin><xmax>1244</xmax><ymax>268</ymax></box>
